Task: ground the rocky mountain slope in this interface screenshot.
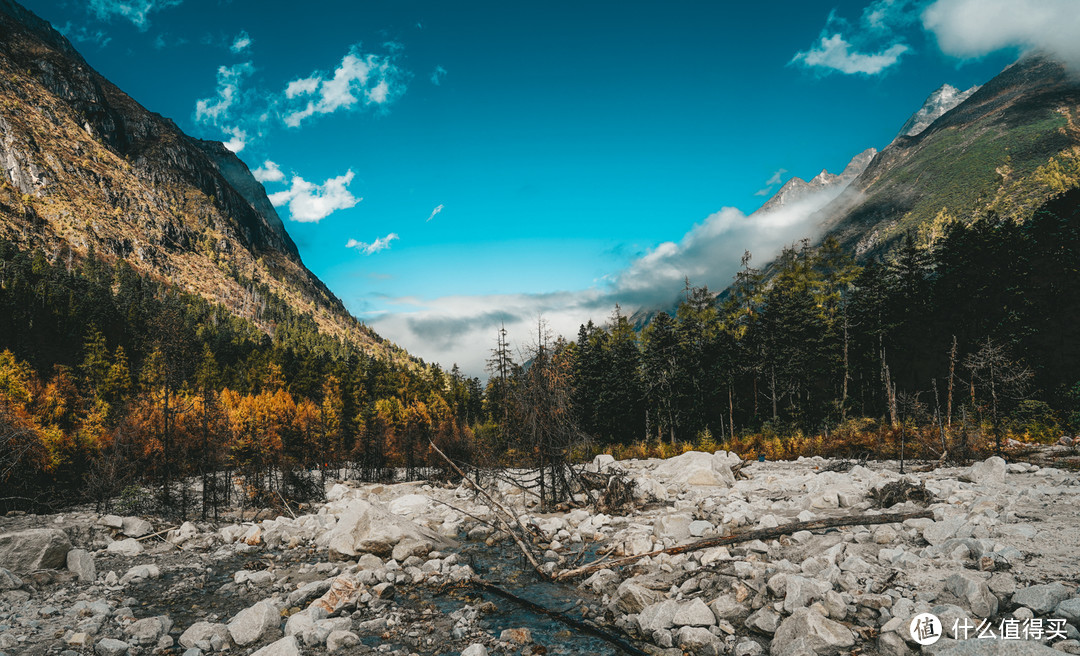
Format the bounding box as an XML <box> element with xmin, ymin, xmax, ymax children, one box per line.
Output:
<box><xmin>817</xmin><ymin>56</ymin><xmax>1080</xmax><ymax>257</ymax></box>
<box><xmin>757</xmin><ymin>148</ymin><xmax>877</xmax><ymax>216</ymax></box>
<box><xmin>0</xmin><ymin>0</ymin><xmax>392</xmax><ymax>355</ymax></box>
<box><xmin>892</xmin><ymin>83</ymin><xmax>980</xmax><ymax>143</ymax></box>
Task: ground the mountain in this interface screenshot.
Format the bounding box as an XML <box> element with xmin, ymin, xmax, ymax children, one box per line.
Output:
<box><xmin>816</xmin><ymin>55</ymin><xmax>1080</xmax><ymax>257</ymax></box>
<box><xmin>0</xmin><ymin>0</ymin><xmax>392</xmax><ymax>355</ymax></box>
<box><xmin>756</xmin><ymin>148</ymin><xmax>877</xmax><ymax>215</ymax></box>
<box><xmin>891</xmin><ymin>83</ymin><xmax>979</xmax><ymax>143</ymax></box>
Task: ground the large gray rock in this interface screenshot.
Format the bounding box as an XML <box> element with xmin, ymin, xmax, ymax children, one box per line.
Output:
<box><xmin>922</xmin><ymin>519</ymin><xmax>965</xmax><ymax>546</ymax></box>
<box><xmin>784</xmin><ymin>576</ymin><xmax>833</xmax><ymax>614</ymax></box>
<box><xmin>1055</xmin><ymin>598</ymin><xmax>1080</xmax><ymax>624</ymax></box>
<box><xmin>326</xmin><ymin>630</ymin><xmax>360</xmax><ymax>652</ymax></box>
<box><xmin>0</xmin><ymin>529</ymin><xmax>71</xmax><ymax>572</ymax></box>
<box><xmin>673</xmin><ymin>598</ymin><xmax>716</xmax><ymax>627</ymax></box>
<box><xmin>327</xmin><ymin>499</ymin><xmax>444</xmax><ymax>558</ymax></box>
<box><xmin>0</xmin><ymin>567</ymin><xmax>23</xmax><ymax>589</ymax></box>
<box><xmin>67</xmin><ymin>549</ymin><xmax>96</xmax><ymax>583</ymax></box>
<box><xmin>121</xmin><ymin>517</ymin><xmax>153</xmax><ymax>538</ymax></box>
<box><xmin>944</xmin><ymin>571</ymin><xmax>998</xmax><ymax>618</ymax></box>
<box><xmin>1013</xmin><ymin>582</ymin><xmax>1072</xmax><ymax>614</ymax></box>
<box><xmin>710</xmin><ymin>594</ymin><xmax>750</xmax><ymax>622</ymax></box>
<box><xmin>637</xmin><ymin>599</ymin><xmax>680</xmax><ymax>633</ymax></box>
<box><xmin>179</xmin><ymin>622</ymin><xmax>231</xmax><ymax>649</ymax></box>
<box><xmin>250</xmin><ymin>636</ymin><xmax>300</xmax><ymax>656</ymax></box>
<box><xmin>771</xmin><ymin>608</ymin><xmax>855</xmax><ymax>656</ymax></box>
<box><xmin>652</xmin><ymin>450</ymin><xmax>735</xmax><ymax>487</ymax></box>
<box><xmin>125</xmin><ymin>616</ymin><xmax>171</xmax><ymax>646</ymax></box>
<box><xmin>746</xmin><ymin>607</ymin><xmax>782</xmax><ymax>635</ymax></box>
<box><xmin>228</xmin><ymin>601</ymin><xmax>281</xmax><ymax>646</ymax></box>
<box><xmin>613</xmin><ymin>579</ymin><xmax>661</xmax><ymax>614</ymax></box>
<box><xmin>961</xmin><ymin>457</ymin><xmax>1007</xmax><ymax>485</ymax></box>
<box><xmin>676</xmin><ymin>626</ymin><xmax>724</xmax><ymax>655</ymax></box>
<box><xmin>461</xmin><ymin>645</ymin><xmax>488</xmax><ymax>656</ymax></box>
<box><xmin>107</xmin><ymin>538</ymin><xmax>144</xmax><ymax>557</ymax></box>
<box><xmin>653</xmin><ymin>514</ymin><xmax>694</xmax><ymax>541</ymax></box>
<box><xmin>95</xmin><ymin>638</ymin><xmax>131</xmax><ymax>656</ymax></box>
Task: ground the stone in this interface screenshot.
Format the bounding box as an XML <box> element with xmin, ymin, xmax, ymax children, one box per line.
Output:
<box><xmin>99</xmin><ymin>515</ymin><xmax>124</xmax><ymax>529</ymax></box>
<box><xmin>676</xmin><ymin>626</ymin><xmax>724</xmax><ymax>655</ymax></box>
<box><xmin>653</xmin><ymin>450</ymin><xmax>735</xmax><ymax>488</ymax></box>
<box><xmin>710</xmin><ymin>594</ymin><xmax>750</xmax><ymax>622</ymax></box>
<box><xmin>461</xmin><ymin>645</ymin><xmax>488</xmax><ymax>656</ymax></box>
<box><xmin>500</xmin><ymin>627</ymin><xmax>533</xmax><ymax>644</ymax></box>
<box><xmin>784</xmin><ymin>576</ymin><xmax>833</xmax><ymax>614</ymax></box>
<box><xmin>654</xmin><ymin>514</ymin><xmax>694</xmax><ymax>540</ymax></box>
<box><xmin>249</xmin><ymin>636</ymin><xmax>301</xmax><ymax>656</ymax></box>
<box><xmin>0</xmin><ymin>567</ymin><xmax>23</xmax><ymax>589</ymax></box>
<box><xmin>944</xmin><ymin>571</ymin><xmax>998</xmax><ymax>618</ymax></box>
<box><xmin>931</xmin><ymin>640</ymin><xmax>1061</xmax><ymax>655</ymax></box>
<box><xmin>94</xmin><ymin>638</ymin><xmax>131</xmax><ymax>656</ymax></box>
<box><xmin>922</xmin><ymin>519</ymin><xmax>965</xmax><ymax>546</ymax></box>
<box><xmin>121</xmin><ymin>517</ymin><xmax>153</xmax><ymax>538</ymax></box>
<box><xmin>745</xmin><ymin>607</ymin><xmax>782</xmax><ymax>635</ymax></box>
<box><xmin>0</xmin><ymin>528</ymin><xmax>71</xmax><ymax>572</ymax></box>
<box><xmin>179</xmin><ymin>622</ymin><xmax>230</xmax><ymax>649</ymax></box>
<box><xmin>876</xmin><ymin>632</ymin><xmax>913</xmax><ymax>656</ymax></box>
<box><xmin>613</xmin><ymin>579</ymin><xmax>661</xmax><ymax>614</ymax></box>
<box><xmin>119</xmin><ymin>564</ymin><xmax>159</xmax><ymax>585</ymax></box>
<box><xmin>325</xmin><ymin>630</ymin><xmax>360</xmax><ymax>652</ymax></box>
<box><xmin>736</xmin><ymin>638</ymin><xmax>766</xmax><ymax>656</ymax></box>
<box><xmin>771</xmin><ymin>608</ymin><xmax>855</xmax><ymax>656</ymax></box>
<box><xmin>673</xmin><ymin>598</ymin><xmax>716</xmax><ymax>627</ymax></box>
<box><xmin>327</xmin><ymin>498</ymin><xmax>443</xmax><ymax>558</ymax></box>
<box><xmin>107</xmin><ymin>538</ymin><xmax>144</xmax><ymax>557</ymax></box>
<box><xmin>637</xmin><ymin>600</ymin><xmax>680</xmax><ymax>633</ymax></box>
<box><xmin>67</xmin><ymin>549</ymin><xmax>96</xmax><ymax>583</ymax></box>
<box><xmin>961</xmin><ymin>456</ymin><xmax>1007</xmax><ymax>485</ymax></box>
<box><xmin>1055</xmin><ymin>598</ymin><xmax>1080</xmax><ymax>624</ymax></box>
<box><xmin>227</xmin><ymin>601</ymin><xmax>281</xmax><ymax>646</ymax></box>
<box><xmin>126</xmin><ymin>617</ymin><xmax>170</xmax><ymax>646</ymax></box>
<box><xmin>388</xmin><ymin>494</ymin><xmax>430</xmax><ymax>516</ymax></box>
<box><xmin>1013</xmin><ymin>582</ymin><xmax>1072</xmax><ymax>614</ymax></box>
<box><xmin>169</xmin><ymin>522</ymin><xmax>199</xmax><ymax>545</ymax></box>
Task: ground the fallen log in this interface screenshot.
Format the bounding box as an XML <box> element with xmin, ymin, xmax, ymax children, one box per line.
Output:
<box><xmin>556</xmin><ymin>508</ymin><xmax>933</xmax><ymax>581</ymax></box>
<box><xmin>467</xmin><ymin>578</ymin><xmax>649</xmax><ymax>656</ymax></box>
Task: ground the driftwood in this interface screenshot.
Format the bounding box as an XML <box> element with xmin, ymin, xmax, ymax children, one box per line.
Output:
<box><xmin>556</xmin><ymin>508</ymin><xmax>933</xmax><ymax>581</ymax></box>
<box><xmin>468</xmin><ymin>578</ymin><xmax>648</xmax><ymax>656</ymax></box>
<box><xmin>134</xmin><ymin>525</ymin><xmax>178</xmax><ymax>542</ymax></box>
<box><xmin>429</xmin><ymin>440</ymin><xmax>546</xmax><ymax>575</ymax></box>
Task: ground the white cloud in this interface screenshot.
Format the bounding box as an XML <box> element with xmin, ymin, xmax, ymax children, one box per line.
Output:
<box><xmin>426</xmin><ymin>204</ymin><xmax>444</xmax><ymax>222</ymax></box>
<box><xmin>923</xmin><ymin>0</ymin><xmax>1080</xmax><ymax>70</ymax></box>
<box><xmin>230</xmin><ymin>30</ymin><xmax>252</xmax><ymax>53</ymax></box>
<box><xmin>366</xmin><ymin>181</ymin><xmax>852</xmax><ymax>377</ymax></box>
<box><xmin>430</xmin><ymin>65</ymin><xmax>447</xmax><ymax>85</ymax></box>
<box><xmin>88</xmin><ymin>0</ymin><xmax>181</xmax><ymax>30</ymax></box>
<box><xmin>765</xmin><ymin>169</ymin><xmax>787</xmax><ymax>186</ymax></box>
<box><xmin>222</xmin><ymin>126</ymin><xmax>246</xmax><ymax>153</ymax></box>
<box><xmin>268</xmin><ymin>170</ymin><xmax>361</xmax><ymax>222</ymax></box>
<box><xmin>792</xmin><ymin>33</ymin><xmax>910</xmax><ymax>75</ymax></box>
<box><xmin>346</xmin><ymin>233</ymin><xmax>399</xmax><ymax>255</ymax></box>
<box><xmin>252</xmin><ymin>160</ymin><xmax>284</xmax><ymax>183</ymax></box>
<box><xmin>194</xmin><ymin>62</ymin><xmax>253</xmax><ymax>125</ymax></box>
<box><xmin>862</xmin><ymin>0</ymin><xmax>923</xmax><ymax>32</ymax></box>
<box><xmin>282</xmin><ymin>46</ymin><xmax>408</xmax><ymax>127</ymax></box>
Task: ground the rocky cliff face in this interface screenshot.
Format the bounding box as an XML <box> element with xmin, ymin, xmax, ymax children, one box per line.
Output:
<box><xmin>755</xmin><ymin>148</ymin><xmax>877</xmax><ymax>216</ymax></box>
<box><xmin>0</xmin><ymin>0</ymin><xmax>384</xmax><ymax>350</ymax></box>
<box><xmin>892</xmin><ymin>83</ymin><xmax>980</xmax><ymax>142</ymax></box>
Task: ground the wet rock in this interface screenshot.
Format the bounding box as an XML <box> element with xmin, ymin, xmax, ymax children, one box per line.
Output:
<box><xmin>944</xmin><ymin>571</ymin><xmax>998</xmax><ymax>618</ymax></box>
<box><xmin>500</xmin><ymin>627</ymin><xmax>533</xmax><ymax>644</ymax></box>
<box><xmin>1013</xmin><ymin>582</ymin><xmax>1072</xmax><ymax>614</ymax></box>
<box><xmin>250</xmin><ymin>636</ymin><xmax>300</xmax><ymax>656</ymax></box>
<box><xmin>227</xmin><ymin>600</ymin><xmax>281</xmax><ymax>646</ymax></box>
<box><xmin>0</xmin><ymin>528</ymin><xmax>71</xmax><ymax>572</ymax></box>
<box><xmin>67</xmin><ymin>549</ymin><xmax>96</xmax><ymax>583</ymax></box>
<box><xmin>179</xmin><ymin>622</ymin><xmax>230</xmax><ymax>650</ymax></box>
<box><xmin>94</xmin><ymin>637</ymin><xmax>131</xmax><ymax>656</ymax></box>
<box><xmin>771</xmin><ymin>607</ymin><xmax>855</xmax><ymax>656</ymax></box>
<box><xmin>673</xmin><ymin>598</ymin><xmax>716</xmax><ymax>627</ymax></box>
<box><xmin>107</xmin><ymin>538</ymin><xmax>144</xmax><ymax>557</ymax></box>
<box><xmin>961</xmin><ymin>457</ymin><xmax>1007</xmax><ymax>486</ymax></box>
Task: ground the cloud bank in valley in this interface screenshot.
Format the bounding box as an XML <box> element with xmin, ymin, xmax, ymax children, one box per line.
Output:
<box><xmin>367</xmin><ymin>185</ymin><xmax>850</xmax><ymax>377</ymax></box>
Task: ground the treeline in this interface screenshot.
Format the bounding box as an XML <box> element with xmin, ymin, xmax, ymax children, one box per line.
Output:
<box><xmin>0</xmin><ymin>242</ymin><xmax>484</xmax><ymax>515</ymax></box>
<box><xmin>482</xmin><ymin>188</ymin><xmax>1080</xmax><ymax>458</ymax></box>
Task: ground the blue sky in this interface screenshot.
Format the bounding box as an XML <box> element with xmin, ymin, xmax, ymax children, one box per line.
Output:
<box><xmin>23</xmin><ymin>0</ymin><xmax>1074</xmax><ymax>376</ymax></box>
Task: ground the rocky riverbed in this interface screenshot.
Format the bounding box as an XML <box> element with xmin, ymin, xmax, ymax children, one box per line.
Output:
<box><xmin>2</xmin><ymin>449</ymin><xmax>1080</xmax><ymax>656</ymax></box>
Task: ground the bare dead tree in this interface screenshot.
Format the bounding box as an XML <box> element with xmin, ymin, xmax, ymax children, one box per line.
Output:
<box><xmin>964</xmin><ymin>337</ymin><xmax>1034</xmax><ymax>456</ymax></box>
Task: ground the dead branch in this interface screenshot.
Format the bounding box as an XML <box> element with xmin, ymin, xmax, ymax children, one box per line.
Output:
<box><xmin>556</xmin><ymin>508</ymin><xmax>933</xmax><ymax>580</ymax></box>
<box><xmin>134</xmin><ymin>525</ymin><xmax>179</xmax><ymax>542</ymax></box>
<box><xmin>429</xmin><ymin>440</ymin><xmax>545</xmax><ymax>575</ymax></box>
<box><xmin>467</xmin><ymin>578</ymin><xmax>648</xmax><ymax>656</ymax></box>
